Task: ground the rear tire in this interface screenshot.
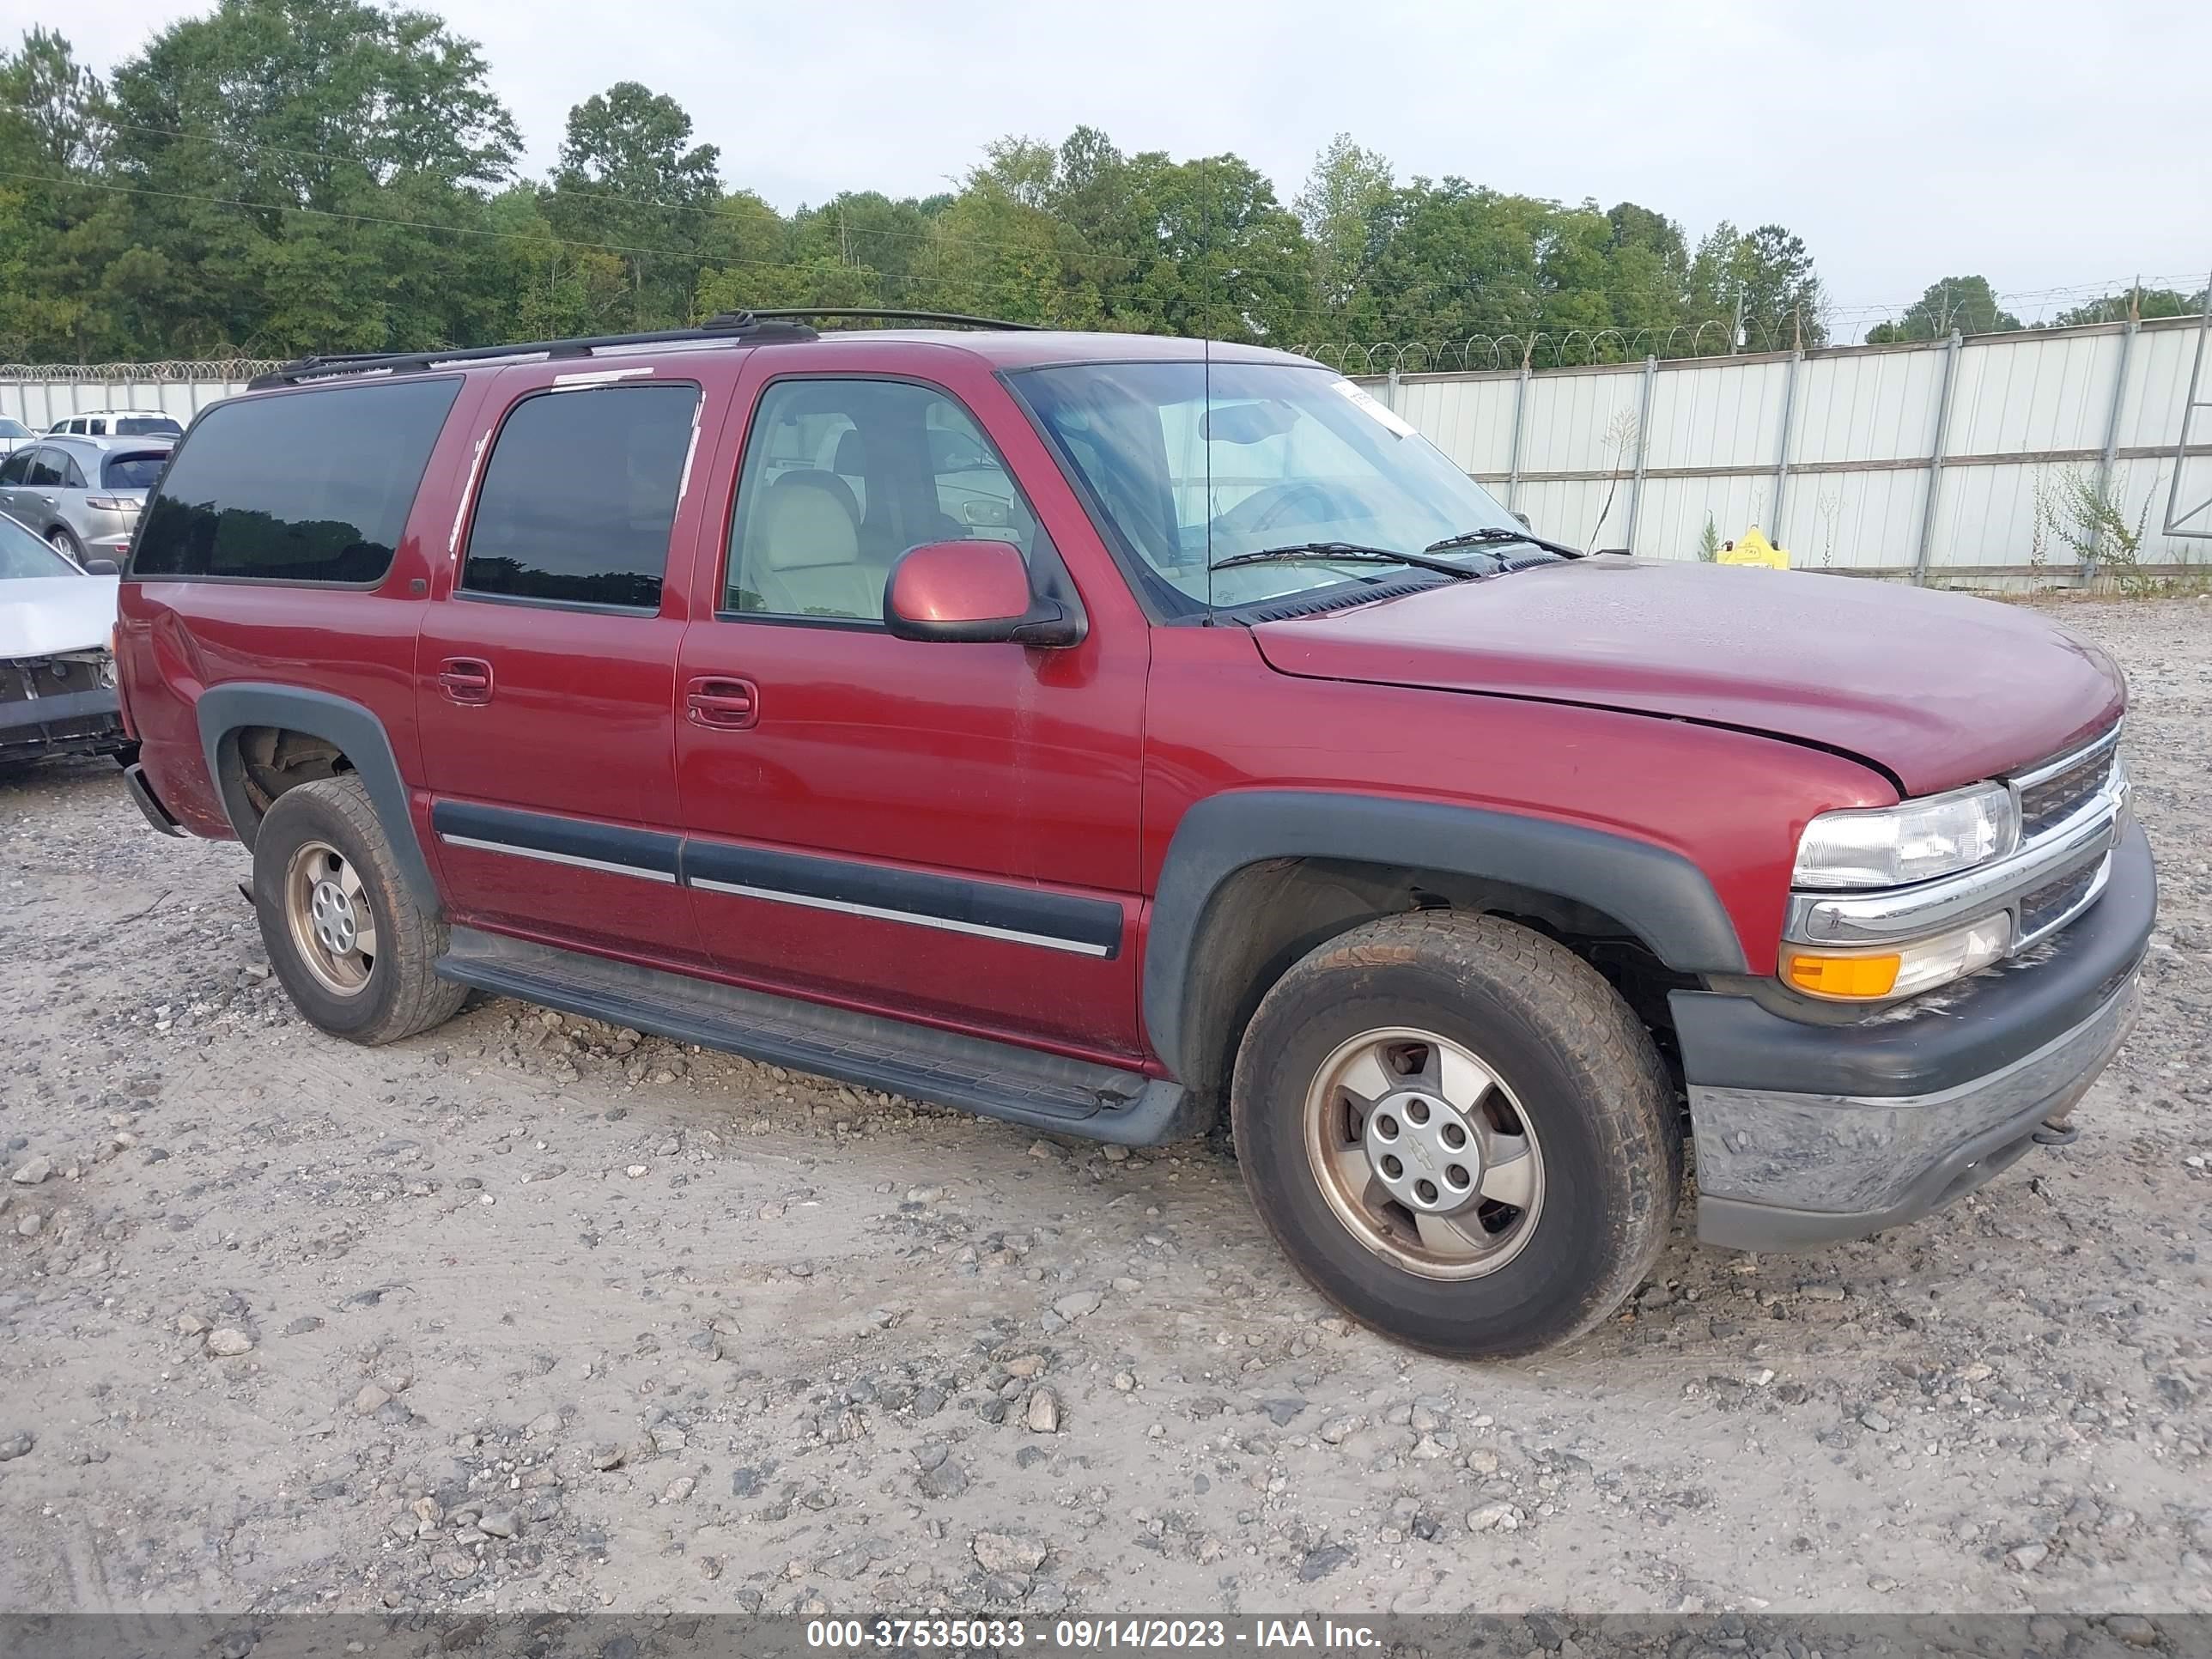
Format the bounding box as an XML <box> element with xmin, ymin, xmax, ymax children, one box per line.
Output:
<box><xmin>252</xmin><ymin>775</ymin><xmax>465</xmax><ymax>1045</ymax></box>
<box><xmin>1230</xmin><ymin>911</ymin><xmax>1680</xmax><ymax>1358</ymax></box>
<box><xmin>48</xmin><ymin>525</ymin><xmax>83</xmax><ymax>564</ymax></box>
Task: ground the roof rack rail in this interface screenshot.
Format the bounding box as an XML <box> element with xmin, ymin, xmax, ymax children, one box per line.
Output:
<box><xmin>247</xmin><ymin>311</ymin><xmax>819</xmax><ymax>389</ymax></box>
<box><xmin>732</xmin><ymin>307</ymin><xmax>1042</xmax><ymax>332</ymax></box>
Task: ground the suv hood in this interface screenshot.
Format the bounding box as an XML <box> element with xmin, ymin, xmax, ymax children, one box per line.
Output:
<box><xmin>1252</xmin><ymin>560</ymin><xmax>2124</xmax><ymax>795</ymax></box>
<box><xmin>0</xmin><ymin>574</ymin><xmax>118</xmax><ymax>658</ymax></box>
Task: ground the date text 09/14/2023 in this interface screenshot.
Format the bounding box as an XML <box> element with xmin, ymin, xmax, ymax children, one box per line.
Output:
<box><xmin>805</xmin><ymin>1618</ymin><xmax>1386</xmax><ymax>1650</ymax></box>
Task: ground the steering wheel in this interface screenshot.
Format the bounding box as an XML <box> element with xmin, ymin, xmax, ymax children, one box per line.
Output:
<box><xmin>1218</xmin><ymin>481</ymin><xmax>1338</xmax><ymax>538</ymax></box>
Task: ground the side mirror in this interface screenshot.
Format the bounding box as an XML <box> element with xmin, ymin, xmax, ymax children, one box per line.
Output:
<box><xmin>1511</xmin><ymin>510</ymin><xmax>1533</xmax><ymax>532</ymax></box>
<box><xmin>884</xmin><ymin>540</ymin><xmax>1083</xmax><ymax>647</ymax></box>
<box><xmin>82</xmin><ymin>557</ymin><xmax>120</xmax><ymax>576</ymax></box>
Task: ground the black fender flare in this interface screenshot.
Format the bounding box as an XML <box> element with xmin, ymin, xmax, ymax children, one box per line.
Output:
<box><xmin>1141</xmin><ymin>789</ymin><xmax>1748</xmax><ymax>1084</ymax></box>
<box><xmin>193</xmin><ymin>684</ymin><xmax>441</xmax><ymax>915</ymax></box>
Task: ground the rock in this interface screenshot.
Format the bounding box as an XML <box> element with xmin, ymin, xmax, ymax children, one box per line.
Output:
<box><xmin>1052</xmin><ymin>1291</ymin><xmax>1102</xmax><ymax>1322</ymax></box>
<box><xmin>1299</xmin><ymin>1545</ymin><xmax>1353</xmax><ymax>1582</ymax></box>
<box><xmin>1004</xmin><ymin>1353</ymin><xmax>1047</xmax><ymax>1379</ymax></box>
<box><xmin>1026</xmin><ymin>1389</ymin><xmax>1060</xmax><ymax>1434</ymax></box>
<box><xmin>1468</xmin><ymin>1503</ymin><xmax>1521</xmax><ymax>1533</ymax></box>
<box><xmin>972</xmin><ymin>1531</ymin><xmax>1048</xmax><ymax>1575</ymax></box>
<box><xmin>2106</xmin><ymin>1617</ymin><xmax>2160</xmax><ymax>1649</ymax></box>
<box><xmin>1859</xmin><ymin>1408</ymin><xmax>1893</xmax><ymax>1433</ymax></box>
<box><xmin>9</xmin><ymin>1155</ymin><xmax>51</xmax><ymax>1186</ymax></box>
<box><xmin>432</xmin><ymin>1549</ymin><xmax>477</xmax><ymax>1580</ymax></box>
<box><xmin>1257</xmin><ymin>1397</ymin><xmax>1307</xmax><ymax>1427</ymax></box>
<box><xmin>919</xmin><ymin>1460</ymin><xmax>969</xmax><ymax>1499</ymax></box>
<box><xmin>1318</xmin><ymin>1416</ymin><xmax>1358</xmax><ymax>1446</ymax></box>
<box><xmin>0</xmin><ymin>1431</ymin><xmax>33</xmax><ymax>1462</ymax></box>
<box><xmin>2006</xmin><ymin>1543</ymin><xmax>2050</xmax><ymax>1574</ymax></box>
<box><xmin>590</xmin><ymin>1444</ymin><xmax>625</xmax><ymax>1471</ymax></box>
<box><xmin>353</xmin><ymin>1385</ymin><xmax>392</xmax><ymax>1416</ymax></box>
<box><xmin>662</xmin><ymin>1475</ymin><xmax>696</xmax><ymax>1504</ymax></box>
<box><xmin>477</xmin><ymin>1510</ymin><xmax>518</xmax><ymax>1539</ymax></box>
<box><xmin>204</xmin><ymin>1328</ymin><xmax>255</xmax><ymax>1357</ymax></box>
<box><xmin>526</xmin><ymin>1410</ymin><xmax>563</xmax><ymax>1436</ymax></box>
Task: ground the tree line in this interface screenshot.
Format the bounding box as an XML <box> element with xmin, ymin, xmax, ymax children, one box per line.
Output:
<box><xmin>0</xmin><ymin>1</ymin><xmax>2190</xmax><ymax>368</ymax></box>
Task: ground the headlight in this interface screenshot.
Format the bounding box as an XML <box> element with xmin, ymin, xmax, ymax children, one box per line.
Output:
<box><xmin>1782</xmin><ymin>914</ymin><xmax>2013</xmax><ymax>1001</ymax></box>
<box><xmin>1793</xmin><ymin>782</ymin><xmax>2019</xmax><ymax>890</ymax></box>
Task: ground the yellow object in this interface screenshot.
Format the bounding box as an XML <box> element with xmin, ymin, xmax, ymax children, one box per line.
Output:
<box><xmin>1717</xmin><ymin>526</ymin><xmax>1790</xmax><ymax>568</ymax></box>
<box><xmin>1783</xmin><ymin>948</ymin><xmax>1902</xmax><ymax>1000</ymax></box>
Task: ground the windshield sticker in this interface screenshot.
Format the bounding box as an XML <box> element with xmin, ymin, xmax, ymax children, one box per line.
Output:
<box><xmin>1328</xmin><ymin>378</ymin><xmax>1417</xmax><ymax>440</ymax></box>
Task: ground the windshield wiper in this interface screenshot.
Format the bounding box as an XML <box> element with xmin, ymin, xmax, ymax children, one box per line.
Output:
<box><xmin>1425</xmin><ymin>526</ymin><xmax>1588</xmax><ymax>561</ymax></box>
<box><xmin>1210</xmin><ymin>542</ymin><xmax>1489</xmax><ymax>581</ymax></box>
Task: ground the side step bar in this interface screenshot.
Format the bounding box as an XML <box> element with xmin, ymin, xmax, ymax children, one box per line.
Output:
<box><xmin>435</xmin><ymin>927</ymin><xmax>1205</xmax><ymax>1146</ymax></box>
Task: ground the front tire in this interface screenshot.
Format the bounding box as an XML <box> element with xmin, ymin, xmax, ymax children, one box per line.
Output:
<box><xmin>252</xmin><ymin>775</ymin><xmax>466</xmax><ymax>1045</ymax></box>
<box><xmin>1230</xmin><ymin>912</ymin><xmax>1680</xmax><ymax>1358</ymax></box>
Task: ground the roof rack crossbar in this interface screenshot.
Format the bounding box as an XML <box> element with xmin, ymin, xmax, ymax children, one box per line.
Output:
<box><xmin>727</xmin><ymin>308</ymin><xmax>1042</xmax><ymax>331</ymax></box>
<box><xmin>249</xmin><ymin>307</ymin><xmax>1042</xmax><ymax>390</ymax></box>
<box><xmin>248</xmin><ymin>313</ymin><xmax>817</xmax><ymax>389</ymax></box>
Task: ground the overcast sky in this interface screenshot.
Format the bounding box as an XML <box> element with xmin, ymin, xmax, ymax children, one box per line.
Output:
<box><xmin>38</xmin><ymin>0</ymin><xmax>2212</xmax><ymax>333</ymax></box>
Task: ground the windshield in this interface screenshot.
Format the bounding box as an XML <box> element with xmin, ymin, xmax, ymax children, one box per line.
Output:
<box><xmin>103</xmin><ymin>451</ymin><xmax>169</xmax><ymax>489</ymax></box>
<box><xmin>116</xmin><ymin>416</ymin><xmax>183</xmax><ymax>437</ymax></box>
<box><xmin>0</xmin><ymin>514</ymin><xmax>79</xmax><ymax>578</ymax></box>
<box><xmin>1012</xmin><ymin>361</ymin><xmax>1531</xmax><ymax>611</ymax></box>
<box><xmin>0</xmin><ymin>418</ymin><xmax>31</xmax><ymax>440</ymax></box>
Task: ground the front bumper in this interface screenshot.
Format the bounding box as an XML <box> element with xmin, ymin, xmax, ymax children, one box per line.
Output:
<box><xmin>1675</xmin><ymin>818</ymin><xmax>2155</xmax><ymax>1251</ymax></box>
<box><xmin>0</xmin><ymin>682</ymin><xmax>125</xmax><ymax>757</ymax></box>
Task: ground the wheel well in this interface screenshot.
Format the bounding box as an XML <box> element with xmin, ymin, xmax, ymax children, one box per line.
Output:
<box><xmin>219</xmin><ymin>725</ymin><xmax>355</xmax><ymax>837</ymax></box>
<box><xmin>1177</xmin><ymin>856</ymin><xmax>1695</xmax><ymax>1106</ymax></box>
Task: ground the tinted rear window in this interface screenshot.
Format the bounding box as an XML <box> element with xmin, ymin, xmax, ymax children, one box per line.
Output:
<box><xmin>131</xmin><ymin>378</ymin><xmax>462</xmax><ymax>583</ymax></box>
<box><xmin>460</xmin><ymin>384</ymin><xmax>698</xmax><ymax>610</ymax></box>
<box><xmin>103</xmin><ymin>451</ymin><xmax>169</xmax><ymax>489</ymax></box>
<box><xmin>116</xmin><ymin>416</ymin><xmax>183</xmax><ymax>437</ymax></box>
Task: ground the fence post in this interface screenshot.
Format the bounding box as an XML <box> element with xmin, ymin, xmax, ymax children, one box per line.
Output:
<box><xmin>1771</xmin><ymin>348</ymin><xmax>1803</xmax><ymax>536</ymax></box>
<box><xmin>1504</xmin><ymin>361</ymin><xmax>1530</xmax><ymax>510</ymax></box>
<box><xmin>1622</xmin><ymin>356</ymin><xmax>1657</xmax><ymax>553</ymax></box>
<box><xmin>1384</xmin><ymin>366</ymin><xmax>1400</xmax><ymax>412</ymax></box>
<box><xmin>2083</xmin><ymin>317</ymin><xmax>2137</xmax><ymax>586</ymax></box>
<box><xmin>1912</xmin><ymin>330</ymin><xmax>1963</xmax><ymax>585</ymax></box>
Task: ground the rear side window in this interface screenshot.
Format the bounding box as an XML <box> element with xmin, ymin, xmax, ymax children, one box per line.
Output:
<box><xmin>131</xmin><ymin>378</ymin><xmax>462</xmax><ymax>583</ymax></box>
<box><xmin>103</xmin><ymin>452</ymin><xmax>169</xmax><ymax>490</ymax></box>
<box><xmin>116</xmin><ymin>416</ymin><xmax>183</xmax><ymax>438</ymax></box>
<box><xmin>460</xmin><ymin>384</ymin><xmax>698</xmax><ymax>611</ymax></box>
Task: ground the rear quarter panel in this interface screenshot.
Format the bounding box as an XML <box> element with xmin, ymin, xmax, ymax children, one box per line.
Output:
<box><xmin>117</xmin><ymin>375</ymin><xmax>495</xmax><ymax>844</ymax></box>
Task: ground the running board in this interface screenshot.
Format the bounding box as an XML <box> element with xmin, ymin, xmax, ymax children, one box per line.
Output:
<box><xmin>435</xmin><ymin>927</ymin><xmax>1203</xmax><ymax>1146</ymax></box>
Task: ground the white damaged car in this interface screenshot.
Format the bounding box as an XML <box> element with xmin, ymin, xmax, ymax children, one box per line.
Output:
<box><xmin>2</xmin><ymin>511</ymin><xmax>129</xmax><ymax>764</ymax></box>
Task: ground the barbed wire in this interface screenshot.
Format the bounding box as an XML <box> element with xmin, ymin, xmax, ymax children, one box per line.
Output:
<box><xmin>1288</xmin><ymin>306</ymin><xmax>2205</xmax><ymax>374</ymax></box>
<box><xmin>0</xmin><ymin>358</ymin><xmax>283</xmax><ymax>382</ymax></box>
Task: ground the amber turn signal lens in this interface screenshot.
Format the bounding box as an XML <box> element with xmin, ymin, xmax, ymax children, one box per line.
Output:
<box><xmin>1783</xmin><ymin>950</ymin><xmax>1903</xmax><ymax>1000</ymax></box>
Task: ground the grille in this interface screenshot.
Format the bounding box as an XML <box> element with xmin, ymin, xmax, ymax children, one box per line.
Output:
<box><xmin>3</xmin><ymin>656</ymin><xmax>103</xmax><ymax>704</ymax></box>
<box><xmin>2017</xmin><ymin>736</ymin><xmax>2118</xmax><ymax>841</ymax></box>
<box><xmin>2020</xmin><ymin>860</ymin><xmax>2102</xmax><ymax>941</ymax></box>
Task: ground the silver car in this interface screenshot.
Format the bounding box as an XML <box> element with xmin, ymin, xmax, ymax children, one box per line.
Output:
<box><xmin>0</xmin><ymin>434</ymin><xmax>173</xmax><ymax>567</ymax></box>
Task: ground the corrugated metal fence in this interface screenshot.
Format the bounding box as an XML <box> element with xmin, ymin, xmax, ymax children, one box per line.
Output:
<box><xmin>6</xmin><ymin>319</ymin><xmax>2207</xmax><ymax>580</ymax></box>
<box><xmin>0</xmin><ymin>363</ymin><xmax>276</xmax><ymax>432</ymax></box>
<box><xmin>1355</xmin><ymin>314</ymin><xmax>2209</xmax><ymax>578</ymax></box>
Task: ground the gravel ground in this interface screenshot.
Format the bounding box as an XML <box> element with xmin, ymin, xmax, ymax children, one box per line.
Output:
<box><xmin>1</xmin><ymin>597</ymin><xmax>2208</xmax><ymax>1620</ymax></box>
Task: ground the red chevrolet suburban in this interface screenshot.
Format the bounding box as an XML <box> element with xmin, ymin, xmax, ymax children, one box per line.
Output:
<box><xmin>112</xmin><ymin>312</ymin><xmax>2152</xmax><ymax>1357</ymax></box>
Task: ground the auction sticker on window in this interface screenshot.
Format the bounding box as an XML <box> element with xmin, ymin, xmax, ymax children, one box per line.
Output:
<box><xmin>1328</xmin><ymin>377</ymin><xmax>1418</xmax><ymax>439</ymax></box>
